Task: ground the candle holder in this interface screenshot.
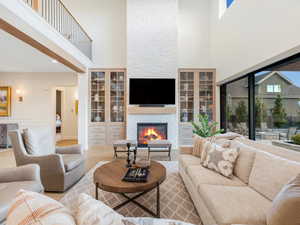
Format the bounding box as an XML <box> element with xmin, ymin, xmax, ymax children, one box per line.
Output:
<box><xmin>126</xmin><ymin>143</ymin><xmax>132</xmax><ymax>168</ymax></box>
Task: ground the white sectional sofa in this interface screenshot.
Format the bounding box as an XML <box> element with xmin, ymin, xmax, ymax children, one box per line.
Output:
<box><xmin>179</xmin><ymin>135</ymin><xmax>300</xmax><ymax>225</ymax></box>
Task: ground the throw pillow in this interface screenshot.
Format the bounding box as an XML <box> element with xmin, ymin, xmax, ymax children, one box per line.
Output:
<box><xmin>6</xmin><ymin>189</ymin><xmax>76</xmax><ymax>225</ymax></box>
<box><xmin>23</xmin><ymin>127</ymin><xmax>56</xmax><ymax>155</ymax></box>
<box><xmin>76</xmin><ymin>193</ymin><xmax>124</xmax><ymax>225</ymax></box>
<box><xmin>200</xmin><ymin>140</ymin><xmax>212</xmax><ymax>164</ymax></box>
<box><xmin>214</xmin><ymin>138</ymin><xmax>231</xmax><ymax>148</ymax></box>
<box><xmin>192</xmin><ymin>135</ymin><xmax>206</xmax><ymax>157</ymax></box>
<box><xmin>267</xmin><ymin>174</ymin><xmax>300</xmax><ymax>225</ymax></box>
<box><xmin>202</xmin><ymin>144</ymin><xmax>239</xmax><ymax>178</ymax></box>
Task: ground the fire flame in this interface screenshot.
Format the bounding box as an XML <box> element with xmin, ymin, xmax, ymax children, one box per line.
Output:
<box><xmin>139</xmin><ymin>127</ymin><xmax>165</xmax><ymax>144</ymax></box>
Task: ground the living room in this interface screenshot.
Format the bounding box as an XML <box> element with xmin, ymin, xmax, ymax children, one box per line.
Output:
<box><xmin>1</xmin><ymin>0</ymin><xmax>300</xmax><ymax>225</ymax></box>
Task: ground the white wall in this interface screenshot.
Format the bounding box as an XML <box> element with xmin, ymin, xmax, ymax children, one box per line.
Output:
<box><xmin>210</xmin><ymin>0</ymin><xmax>300</xmax><ymax>83</ymax></box>
<box><xmin>126</xmin><ymin>0</ymin><xmax>178</xmax><ymax>147</ymax></box>
<box><xmin>178</xmin><ymin>0</ymin><xmax>211</xmax><ymax>68</ymax></box>
<box><xmin>0</xmin><ymin>72</ymin><xmax>78</xmax><ymax>134</ymax></box>
<box><xmin>127</xmin><ymin>0</ymin><xmax>178</xmax><ymax>78</ymax></box>
<box><xmin>62</xmin><ymin>0</ymin><xmax>127</xmax><ymax>68</ymax></box>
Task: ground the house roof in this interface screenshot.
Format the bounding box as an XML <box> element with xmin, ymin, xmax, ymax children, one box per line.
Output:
<box><xmin>255</xmin><ymin>71</ymin><xmax>293</xmax><ymax>85</ymax></box>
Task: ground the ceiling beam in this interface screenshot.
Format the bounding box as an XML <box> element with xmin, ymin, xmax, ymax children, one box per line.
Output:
<box><xmin>0</xmin><ymin>18</ymin><xmax>86</xmax><ymax>73</ymax></box>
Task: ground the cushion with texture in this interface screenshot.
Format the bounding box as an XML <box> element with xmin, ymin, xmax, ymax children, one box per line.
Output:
<box><xmin>6</xmin><ymin>189</ymin><xmax>75</xmax><ymax>225</ymax></box>
<box><xmin>62</xmin><ymin>154</ymin><xmax>84</xmax><ymax>172</ymax></box>
<box><xmin>202</xmin><ymin>144</ymin><xmax>239</xmax><ymax>178</ymax></box>
<box><xmin>199</xmin><ymin>184</ymin><xmax>272</xmax><ymax>225</ymax></box>
<box><xmin>23</xmin><ymin>127</ymin><xmax>55</xmax><ymax>155</ymax></box>
<box><xmin>230</xmin><ymin>140</ymin><xmax>256</xmax><ymax>184</ymax></box>
<box><xmin>249</xmin><ymin>151</ymin><xmax>300</xmax><ymax>200</ymax></box>
<box><xmin>0</xmin><ymin>182</ymin><xmax>43</xmax><ymax>224</ymax></box>
<box><xmin>76</xmin><ymin>193</ymin><xmax>124</xmax><ymax>225</ymax></box>
<box><xmin>267</xmin><ymin>174</ymin><xmax>300</xmax><ymax>225</ymax></box>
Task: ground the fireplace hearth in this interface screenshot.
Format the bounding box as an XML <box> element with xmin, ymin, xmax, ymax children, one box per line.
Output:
<box><xmin>137</xmin><ymin>123</ymin><xmax>168</xmax><ymax>147</ymax></box>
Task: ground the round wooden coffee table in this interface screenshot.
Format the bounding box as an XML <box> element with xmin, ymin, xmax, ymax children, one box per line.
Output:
<box><xmin>94</xmin><ymin>159</ymin><xmax>166</xmax><ymax>218</ymax></box>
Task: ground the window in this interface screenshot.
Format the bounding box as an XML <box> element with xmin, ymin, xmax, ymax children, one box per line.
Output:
<box><xmin>267</xmin><ymin>85</ymin><xmax>281</xmax><ymax>93</ymax></box>
<box><xmin>225</xmin><ymin>77</ymin><xmax>249</xmax><ymax>136</ymax></box>
<box><xmin>227</xmin><ymin>0</ymin><xmax>235</xmax><ymax>8</ymax></box>
<box><xmin>220</xmin><ymin>52</ymin><xmax>300</xmax><ymax>142</ymax></box>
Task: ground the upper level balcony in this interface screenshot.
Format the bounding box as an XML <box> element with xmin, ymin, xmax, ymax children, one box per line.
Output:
<box><xmin>22</xmin><ymin>0</ymin><xmax>92</xmax><ymax>60</ymax></box>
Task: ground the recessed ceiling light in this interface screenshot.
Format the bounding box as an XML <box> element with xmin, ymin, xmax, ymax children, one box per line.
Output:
<box><xmin>52</xmin><ymin>59</ymin><xmax>58</xmax><ymax>63</ymax></box>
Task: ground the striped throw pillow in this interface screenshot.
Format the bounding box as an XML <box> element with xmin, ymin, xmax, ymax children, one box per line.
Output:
<box><xmin>6</xmin><ymin>189</ymin><xmax>76</xmax><ymax>225</ymax></box>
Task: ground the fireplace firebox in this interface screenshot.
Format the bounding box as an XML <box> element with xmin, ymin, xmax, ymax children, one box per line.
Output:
<box><xmin>137</xmin><ymin>123</ymin><xmax>168</xmax><ymax>147</ymax></box>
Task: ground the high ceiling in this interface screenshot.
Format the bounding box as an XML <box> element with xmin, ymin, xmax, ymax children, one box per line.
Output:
<box><xmin>0</xmin><ymin>29</ymin><xmax>72</xmax><ymax>72</ymax></box>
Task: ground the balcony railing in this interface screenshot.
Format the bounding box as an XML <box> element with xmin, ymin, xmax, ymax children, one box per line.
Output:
<box><xmin>22</xmin><ymin>0</ymin><xmax>92</xmax><ymax>60</ymax></box>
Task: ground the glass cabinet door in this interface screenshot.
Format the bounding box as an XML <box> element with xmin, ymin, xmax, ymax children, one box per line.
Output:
<box><xmin>91</xmin><ymin>72</ymin><xmax>105</xmax><ymax>122</ymax></box>
<box><xmin>199</xmin><ymin>72</ymin><xmax>214</xmax><ymax>120</ymax></box>
<box><xmin>110</xmin><ymin>72</ymin><xmax>125</xmax><ymax>122</ymax></box>
<box><xmin>179</xmin><ymin>72</ymin><xmax>194</xmax><ymax>122</ymax></box>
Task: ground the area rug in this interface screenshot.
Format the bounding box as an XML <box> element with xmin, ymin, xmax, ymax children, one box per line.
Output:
<box><xmin>60</xmin><ymin>161</ymin><xmax>202</xmax><ymax>225</ymax></box>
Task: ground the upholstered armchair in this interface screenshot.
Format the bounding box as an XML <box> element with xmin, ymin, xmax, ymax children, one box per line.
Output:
<box><xmin>0</xmin><ymin>164</ymin><xmax>44</xmax><ymax>224</ymax></box>
<box><xmin>9</xmin><ymin>129</ymin><xmax>85</xmax><ymax>192</ymax></box>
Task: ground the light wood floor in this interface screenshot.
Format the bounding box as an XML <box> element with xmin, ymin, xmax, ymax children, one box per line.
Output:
<box><xmin>0</xmin><ymin>139</ymin><xmax>178</xmax><ymax>201</ymax></box>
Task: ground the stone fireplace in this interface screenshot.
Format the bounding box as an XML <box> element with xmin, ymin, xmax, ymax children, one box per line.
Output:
<box><xmin>137</xmin><ymin>123</ymin><xmax>168</xmax><ymax>147</ymax></box>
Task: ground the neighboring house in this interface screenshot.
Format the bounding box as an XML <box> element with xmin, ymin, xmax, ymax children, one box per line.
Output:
<box><xmin>227</xmin><ymin>71</ymin><xmax>300</xmax><ymax>126</ymax></box>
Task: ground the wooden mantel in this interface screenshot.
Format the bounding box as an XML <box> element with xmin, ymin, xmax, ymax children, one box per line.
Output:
<box><xmin>127</xmin><ymin>106</ymin><xmax>177</xmax><ymax>115</ymax></box>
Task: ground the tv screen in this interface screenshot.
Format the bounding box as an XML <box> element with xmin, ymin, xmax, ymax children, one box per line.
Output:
<box><xmin>129</xmin><ymin>78</ymin><xmax>176</xmax><ymax>105</ymax></box>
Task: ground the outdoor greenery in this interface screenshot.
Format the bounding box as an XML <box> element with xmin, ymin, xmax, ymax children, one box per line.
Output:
<box><xmin>191</xmin><ymin>114</ymin><xmax>224</xmax><ymax>138</ymax></box>
<box><xmin>291</xmin><ymin>134</ymin><xmax>300</xmax><ymax>145</ymax></box>
<box><xmin>272</xmin><ymin>95</ymin><xmax>287</xmax><ymax>128</ymax></box>
<box><xmin>235</xmin><ymin>101</ymin><xmax>247</xmax><ymax>123</ymax></box>
<box><xmin>255</xmin><ymin>98</ymin><xmax>268</xmax><ymax>127</ymax></box>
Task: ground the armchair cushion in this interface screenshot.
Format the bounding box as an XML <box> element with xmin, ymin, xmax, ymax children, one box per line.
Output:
<box><xmin>23</xmin><ymin>127</ymin><xmax>55</xmax><ymax>155</ymax></box>
<box><xmin>0</xmin><ymin>164</ymin><xmax>41</xmax><ymax>183</ymax></box>
<box><xmin>62</xmin><ymin>154</ymin><xmax>84</xmax><ymax>172</ymax></box>
<box><xmin>56</xmin><ymin>144</ymin><xmax>83</xmax><ymax>155</ymax></box>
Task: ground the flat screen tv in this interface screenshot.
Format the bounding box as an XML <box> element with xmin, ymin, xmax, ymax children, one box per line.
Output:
<box><xmin>129</xmin><ymin>78</ymin><xmax>176</xmax><ymax>105</ymax></box>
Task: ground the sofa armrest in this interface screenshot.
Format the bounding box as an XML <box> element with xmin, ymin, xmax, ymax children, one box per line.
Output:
<box><xmin>179</xmin><ymin>145</ymin><xmax>193</xmax><ymax>155</ymax></box>
<box><xmin>0</xmin><ymin>164</ymin><xmax>41</xmax><ymax>183</ymax></box>
<box><xmin>56</xmin><ymin>144</ymin><xmax>83</xmax><ymax>155</ymax></box>
<box><xmin>23</xmin><ymin>154</ymin><xmax>65</xmax><ymax>174</ymax></box>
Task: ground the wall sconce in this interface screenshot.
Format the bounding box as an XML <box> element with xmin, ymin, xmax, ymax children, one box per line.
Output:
<box><xmin>75</xmin><ymin>100</ymin><xmax>79</xmax><ymax>115</ymax></box>
<box><xmin>16</xmin><ymin>89</ymin><xmax>24</xmax><ymax>102</ymax></box>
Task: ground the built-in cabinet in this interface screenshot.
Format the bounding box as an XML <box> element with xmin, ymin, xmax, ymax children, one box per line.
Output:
<box><xmin>178</xmin><ymin>69</ymin><xmax>216</xmax><ymax>145</ymax></box>
<box><xmin>89</xmin><ymin>69</ymin><xmax>126</xmax><ymax>146</ymax></box>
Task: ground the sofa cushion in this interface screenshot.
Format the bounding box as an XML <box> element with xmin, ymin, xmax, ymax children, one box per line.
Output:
<box><xmin>235</xmin><ymin>137</ymin><xmax>300</xmax><ymax>162</ymax></box>
<box><xmin>199</xmin><ymin>184</ymin><xmax>271</xmax><ymax>225</ymax></box>
<box><xmin>202</xmin><ymin>144</ymin><xmax>239</xmax><ymax>178</ymax></box>
<box><xmin>23</xmin><ymin>127</ymin><xmax>56</xmax><ymax>155</ymax></box>
<box><xmin>6</xmin><ymin>190</ymin><xmax>75</xmax><ymax>225</ymax></box>
<box><xmin>267</xmin><ymin>174</ymin><xmax>300</xmax><ymax>225</ymax></box>
<box><xmin>0</xmin><ymin>181</ymin><xmax>43</xmax><ymax>223</ymax></box>
<box><xmin>249</xmin><ymin>151</ymin><xmax>300</xmax><ymax>200</ymax></box>
<box><xmin>187</xmin><ymin>165</ymin><xmax>245</xmax><ymax>187</ymax></box>
<box><xmin>179</xmin><ymin>154</ymin><xmax>201</xmax><ymax>172</ymax></box>
<box><xmin>230</xmin><ymin>140</ymin><xmax>256</xmax><ymax>184</ymax></box>
<box><xmin>62</xmin><ymin>154</ymin><xmax>84</xmax><ymax>172</ymax></box>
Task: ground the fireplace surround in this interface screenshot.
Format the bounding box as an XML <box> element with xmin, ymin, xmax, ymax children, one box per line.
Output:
<box><xmin>137</xmin><ymin>123</ymin><xmax>168</xmax><ymax>147</ymax></box>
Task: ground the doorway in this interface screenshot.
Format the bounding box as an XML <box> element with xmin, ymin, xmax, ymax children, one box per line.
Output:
<box><xmin>55</xmin><ymin>87</ymin><xmax>78</xmax><ymax>143</ymax></box>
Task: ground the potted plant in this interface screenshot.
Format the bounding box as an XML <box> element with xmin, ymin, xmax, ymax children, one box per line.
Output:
<box><xmin>191</xmin><ymin>114</ymin><xmax>224</xmax><ymax>138</ymax></box>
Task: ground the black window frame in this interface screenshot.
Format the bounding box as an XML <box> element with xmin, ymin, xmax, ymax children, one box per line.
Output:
<box><xmin>220</xmin><ymin>52</ymin><xmax>300</xmax><ymax>140</ymax></box>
